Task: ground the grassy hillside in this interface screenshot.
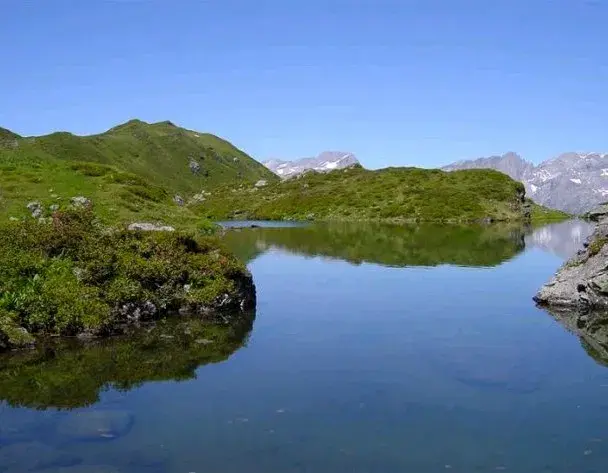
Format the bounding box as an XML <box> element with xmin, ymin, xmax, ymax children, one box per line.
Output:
<box><xmin>1</xmin><ymin>119</ymin><xmax>276</xmax><ymax>193</ymax></box>
<box><xmin>201</xmin><ymin>166</ymin><xmax>534</xmax><ymax>223</ymax></box>
<box><xmin>0</xmin><ymin>120</ymin><xmax>278</xmax><ymax>229</ymax></box>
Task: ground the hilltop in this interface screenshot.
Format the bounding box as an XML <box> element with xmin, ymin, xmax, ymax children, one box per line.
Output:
<box><xmin>202</xmin><ymin>166</ymin><xmax>567</xmax><ymax>223</ymax></box>
<box><xmin>0</xmin><ymin>120</ymin><xmax>277</xmax><ymax>228</ymax></box>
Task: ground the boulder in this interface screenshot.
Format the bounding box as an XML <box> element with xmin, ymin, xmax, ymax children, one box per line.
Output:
<box><xmin>189</xmin><ymin>158</ymin><xmax>201</xmax><ymax>175</ymax></box>
<box><xmin>26</xmin><ymin>201</ymin><xmax>42</xmax><ymax>218</ymax></box>
<box><xmin>70</xmin><ymin>196</ymin><xmax>92</xmax><ymax>208</ymax></box>
<box><xmin>127</xmin><ymin>223</ymin><xmax>175</xmax><ymax>232</ymax></box>
<box><xmin>0</xmin><ymin>442</ymin><xmax>81</xmax><ymax>471</ymax></box>
<box><xmin>586</xmin><ymin>203</ymin><xmax>608</xmax><ymax>222</ymax></box>
<box><xmin>254</xmin><ymin>179</ymin><xmax>267</xmax><ymax>188</ymax></box>
<box><xmin>173</xmin><ymin>194</ymin><xmax>184</xmax><ymax>206</ymax></box>
<box><xmin>56</xmin><ymin>410</ymin><xmax>134</xmax><ymax>441</ymax></box>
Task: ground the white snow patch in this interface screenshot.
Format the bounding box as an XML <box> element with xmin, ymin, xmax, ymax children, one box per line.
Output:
<box><xmin>323</xmin><ymin>161</ymin><xmax>339</xmax><ymax>170</ymax></box>
<box><xmin>596</xmin><ymin>189</ymin><xmax>608</xmax><ymax>196</ymax></box>
<box><xmin>277</xmin><ymin>169</ymin><xmax>285</xmax><ymax>175</ymax></box>
<box><xmin>601</xmin><ymin>168</ymin><xmax>608</xmax><ymax>176</ymax></box>
<box><xmin>530</xmin><ymin>184</ymin><xmax>538</xmax><ymax>193</ymax></box>
<box><xmin>570</xmin><ymin>178</ymin><xmax>582</xmax><ymax>184</ymax></box>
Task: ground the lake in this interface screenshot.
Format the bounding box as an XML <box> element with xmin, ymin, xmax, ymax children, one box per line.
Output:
<box><xmin>1</xmin><ymin>219</ymin><xmax>607</xmax><ymax>473</ymax></box>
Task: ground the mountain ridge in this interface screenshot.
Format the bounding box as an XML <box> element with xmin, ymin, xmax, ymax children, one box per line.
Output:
<box><xmin>443</xmin><ymin>152</ymin><xmax>608</xmax><ymax>214</ymax></box>
<box><xmin>263</xmin><ymin>151</ymin><xmax>360</xmax><ymax>179</ymax></box>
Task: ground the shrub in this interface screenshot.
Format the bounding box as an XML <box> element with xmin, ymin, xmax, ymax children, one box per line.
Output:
<box><xmin>0</xmin><ymin>208</ymin><xmax>252</xmax><ymax>348</ymax></box>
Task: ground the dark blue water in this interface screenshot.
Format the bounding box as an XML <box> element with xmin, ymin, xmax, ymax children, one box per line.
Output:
<box><xmin>2</xmin><ymin>220</ymin><xmax>607</xmax><ymax>473</ymax></box>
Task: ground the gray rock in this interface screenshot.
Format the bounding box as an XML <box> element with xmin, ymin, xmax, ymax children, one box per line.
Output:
<box><xmin>535</xmin><ymin>209</ymin><xmax>608</xmax><ymax>309</ymax></box>
<box><xmin>70</xmin><ymin>196</ymin><xmax>92</xmax><ymax>208</ymax></box>
<box><xmin>49</xmin><ymin>204</ymin><xmax>60</xmax><ymax>212</ymax></box>
<box><xmin>0</xmin><ymin>442</ymin><xmax>81</xmax><ymax>471</ymax></box>
<box><xmin>189</xmin><ymin>158</ymin><xmax>201</xmax><ymax>175</ymax></box>
<box><xmin>190</xmin><ymin>193</ymin><xmax>206</xmax><ymax>203</ymax></box>
<box><xmin>26</xmin><ymin>201</ymin><xmax>42</xmax><ymax>218</ymax></box>
<box><xmin>56</xmin><ymin>410</ymin><xmax>134</xmax><ymax>441</ymax></box>
<box><xmin>587</xmin><ymin>203</ymin><xmax>608</xmax><ymax>222</ymax></box>
<box><xmin>117</xmin><ymin>301</ymin><xmax>157</xmax><ymax>321</ymax></box>
<box><xmin>173</xmin><ymin>194</ymin><xmax>184</xmax><ymax>206</ymax></box>
<box><xmin>127</xmin><ymin>222</ymin><xmax>175</xmax><ymax>232</ymax></box>
<box><xmin>254</xmin><ymin>179</ymin><xmax>268</xmax><ymax>188</ymax></box>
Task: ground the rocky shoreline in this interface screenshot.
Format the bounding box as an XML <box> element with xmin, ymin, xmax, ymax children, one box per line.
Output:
<box><xmin>534</xmin><ymin>204</ymin><xmax>608</xmax><ymax>310</ymax></box>
<box><xmin>534</xmin><ymin>205</ymin><xmax>608</xmax><ymax>353</ymax></box>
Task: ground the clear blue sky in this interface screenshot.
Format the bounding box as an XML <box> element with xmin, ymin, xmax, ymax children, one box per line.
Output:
<box><xmin>2</xmin><ymin>0</ymin><xmax>607</xmax><ymax>168</ymax></box>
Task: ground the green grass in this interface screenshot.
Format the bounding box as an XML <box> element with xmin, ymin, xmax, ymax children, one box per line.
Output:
<box><xmin>202</xmin><ymin>166</ymin><xmax>533</xmax><ymax>223</ymax></box>
<box><xmin>529</xmin><ymin>200</ymin><xmax>571</xmax><ymax>223</ymax></box>
<box><xmin>1</xmin><ymin>119</ymin><xmax>277</xmax><ymax>193</ymax></box>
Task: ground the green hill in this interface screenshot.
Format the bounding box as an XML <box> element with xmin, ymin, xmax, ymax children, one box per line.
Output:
<box><xmin>2</xmin><ymin>119</ymin><xmax>276</xmax><ymax>192</ymax></box>
<box><xmin>202</xmin><ymin>166</ymin><xmax>555</xmax><ymax>223</ymax></box>
<box><xmin>0</xmin><ymin>120</ymin><xmax>277</xmax><ymax>229</ymax></box>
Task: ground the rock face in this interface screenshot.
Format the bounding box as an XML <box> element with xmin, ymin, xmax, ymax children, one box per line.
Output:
<box><xmin>535</xmin><ymin>205</ymin><xmax>608</xmax><ymax>310</ymax></box>
<box><xmin>443</xmin><ymin>152</ymin><xmax>608</xmax><ymax>214</ymax></box>
<box><xmin>264</xmin><ymin>151</ymin><xmax>360</xmax><ymax>179</ymax></box>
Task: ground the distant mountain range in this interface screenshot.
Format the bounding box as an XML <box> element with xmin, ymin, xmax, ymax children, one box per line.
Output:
<box><xmin>443</xmin><ymin>152</ymin><xmax>608</xmax><ymax>214</ymax></box>
<box><xmin>263</xmin><ymin>152</ymin><xmax>359</xmax><ymax>179</ymax></box>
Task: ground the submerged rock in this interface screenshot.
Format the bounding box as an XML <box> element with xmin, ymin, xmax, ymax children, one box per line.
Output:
<box><xmin>0</xmin><ymin>442</ymin><xmax>81</xmax><ymax>471</ymax></box>
<box><xmin>535</xmin><ymin>209</ymin><xmax>608</xmax><ymax>310</ymax></box>
<box><xmin>56</xmin><ymin>410</ymin><xmax>134</xmax><ymax>441</ymax></box>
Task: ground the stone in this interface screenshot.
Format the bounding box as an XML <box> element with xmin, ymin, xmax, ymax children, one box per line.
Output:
<box><xmin>587</xmin><ymin>203</ymin><xmax>608</xmax><ymax>222</ymax></box>
<box><xmin>26</xmin><ymin>201</ymin><xmax>42</xmax><ymax>218</ymax></box>
<box><xmin>117</xmin><ymin>301</ymin><xmax>157</xmax><ymax>321</ymax></box>
<box><xmin>49</xmin><ymin>204</ymin><xmax>60</xmax><ymax>212</ymax></box>
<box><xmin>189</xmin><ymin>158</ymin><xmax>201</xmax><ymax>175</ymax></box>
<box><xmin>190</xmin><ymin>193</ymin><xmax>206</xmax><ymax>203</ymax></box>
<box><xmin>70</xmin><ymin>196</ymin><xmax>92</xmax><ymax>208</ymax></box>
<box><xmin>535</xmin><ymin>211</ymin><xmax>608</xmax><ymax>309</ymax></box>
<box><xmin>254</xmin><ymin>179</ymin><xmax>267</xmax><ymax>188</ymax></box>
<box><xmin>173</xmin><ymin>194</ymin><xmax>184</xmax><ymax>206</ymax></box>
<box><xmin>0</xmin><ymin>442</ymin><xmax>81</xmax><ymax>471</ymax></box>
<box><xmin>127</xmin><ymin>222</ymin><xmax>175</xmax><ymax>232</ymax></box>
<box><xmin>56</xmin><ymin>410</ymin><xmax>134</xmax><ymax>441</ymax></box>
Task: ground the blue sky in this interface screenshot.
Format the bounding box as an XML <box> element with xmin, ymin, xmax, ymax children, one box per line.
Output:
<box><xmin>2</xmin><ymin>0</ymin><xmax>607</xmax><ymax>168</ymax></box>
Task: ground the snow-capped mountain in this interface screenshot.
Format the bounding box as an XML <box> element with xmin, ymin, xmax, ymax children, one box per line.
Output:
<box><xmin>443</xmin><ymin>152</ymin><xmax>608</xmax><ymax>214</ymax></box>
<box><xmin>263</xmin><ymin>152</ymin><xmax>359</xmax><ymax>179</ymax></box>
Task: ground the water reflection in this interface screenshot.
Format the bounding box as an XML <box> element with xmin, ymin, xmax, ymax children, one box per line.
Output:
<box><xmin>0</xmin><ymin>315</ymin><xmax>254</xmax><ymax>410</ymax></box>
<box><xmin>224</xmin><ymin>222</ymin><xmax>529</xmax><ymax>268</ymax></box>
<box><xmin>539</xmin><ymin>305</ymin><xmax>608</xmax><ymax>368</ymax></box>
<box><xmin>525</xmin><ymin>219</ymin><xmax>593</xmax><ymax>259</ymax></box>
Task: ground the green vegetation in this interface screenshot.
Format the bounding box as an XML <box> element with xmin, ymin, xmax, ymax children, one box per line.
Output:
<box><xmin>588</xmin><ymin>237</ymin><xmax>608</xmax><ymax>256</ymax></box>
<box><xmin>202</xmin><ymin>166</ymin><xmax>533</xmax><ymax>223</ymax></box>
<box><xmin>0</xmin><ymin>208</ymin><xmax>254</xmax><ymax>351</ymax></box>
<box><xmin>2</xmin><ymin>120</ymin><xmax>276</xmax><ymax>193</ymax></box>
<box><xmin>223</xmin><ymin>222</ymin><xmax>526</xmax><ymax>268</ymax></box>
<box><xmin>0</xmin><ymin>120</ymin><xmax>276</xmax><ymax>230</ymax></box>
<box><xmin>0</xmin><ymin>315</ymin><xmax>253</xmax><ymax>409</ymax></box>
<box><xmin>528</xmin><ymin>200</ymin><xmax>570</xmax><ymax>223</ymax></box>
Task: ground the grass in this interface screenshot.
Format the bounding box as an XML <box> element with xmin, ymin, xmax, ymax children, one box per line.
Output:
<box><xmin>529</xmin><ymin>201</ymin><xmax>571</xmax><ymax>223</ymax></box>
<box><xmin>0</xmin><ymin>208</ymin><xmax>254</xmax><ymax>350</ymax></box>
<box><xmin>201</xmin><ymin>166</ymin><xmax>535</xmax><ymax>223</ymax></box>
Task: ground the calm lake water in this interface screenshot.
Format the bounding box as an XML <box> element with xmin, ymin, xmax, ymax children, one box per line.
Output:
<box><xmin>2</xmin><ymin>219</ymin><xmax>608</xmax><ymax>473</ymax></box>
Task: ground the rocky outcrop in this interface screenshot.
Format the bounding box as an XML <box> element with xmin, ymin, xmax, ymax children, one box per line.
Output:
<box><xmin>535</xmin><ymin>205</ymin><xmax>608</xmax><ymax>310</ymax></box>
<box><xmin>127</xmin><ymin>222</ymin><xmax>175</xmax><ymax>232</ymax></box>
